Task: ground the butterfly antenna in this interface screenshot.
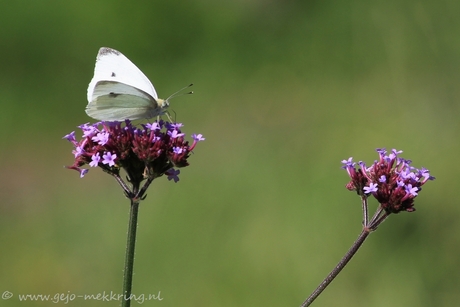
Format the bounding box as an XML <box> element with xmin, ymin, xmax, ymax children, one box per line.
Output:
<box><xmin>165</xmin><ymin>83</ymin><xmax>194</xmax><ymax>101</ymax></box>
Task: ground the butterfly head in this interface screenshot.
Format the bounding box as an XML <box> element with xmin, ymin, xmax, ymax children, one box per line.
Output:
<box><xmin>151</xmin><ymin>84</ymin><xmax>193</xmax><ymax>119</ymax></box>
<box><xmin>156</xmin><ymin>98</ymin><xmax>169</xmax><ymax>109</ymax></box>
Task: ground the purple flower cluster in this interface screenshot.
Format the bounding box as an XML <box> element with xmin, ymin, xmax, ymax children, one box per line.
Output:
<box><xmin>342</xmin><ymin>148</ymin><xmax>434</xmax><ymax>213</ymax></box>
<box><xmin>63</xmin><ymin>120</ymin><xmax>204</xmax><ymax>182</ymax></box>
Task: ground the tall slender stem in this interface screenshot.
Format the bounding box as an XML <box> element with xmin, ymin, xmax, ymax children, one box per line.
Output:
<box><xmin>122</xmin><ymin>183</ymin><xmax>140</xmax><ymax>307</ymax></box>
<box><xmin>300</xmin><ymin>229</ymin><xmax>371</xmax><ymax>307</ymax></box>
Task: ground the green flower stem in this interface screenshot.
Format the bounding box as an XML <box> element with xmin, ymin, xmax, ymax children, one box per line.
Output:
<box><xmin>300</xmin><ymin>229</ymin><xmax>371</xmax><ymax>307</ymax></box>
<box><xmin>122</xmin><ymin>187</ymin><xmax>140</xmax><ymax>307</ymax></box>
<box><xmin>361</xmin><ymin>196</ymin><xmax>369</xmax><ymax>226</ymax></box>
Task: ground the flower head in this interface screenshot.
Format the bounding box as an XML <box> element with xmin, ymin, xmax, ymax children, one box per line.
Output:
<box><xmin>64</xmin><ymin>120</ymin><xmax>204</xmax><ymax>182</ymax></box>
<box><xmin>342</xmin><ymin>148</ymin><xmax>435</xmax><ymax>213</ymax></box>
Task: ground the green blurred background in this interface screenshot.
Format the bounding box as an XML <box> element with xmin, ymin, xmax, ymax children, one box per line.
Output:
<box><xmin>0</xmin><ymin>1</ymin><xmax>458</xmax><ymax>306</ymax></box>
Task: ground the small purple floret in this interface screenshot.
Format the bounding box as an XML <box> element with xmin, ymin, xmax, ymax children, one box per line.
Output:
<box><xmin>166</xmin><ymin>168</ymin><xmax>180</xmax><ymax>182</ymax></box>
<box><xmin>102</xmin><ymin>152</ymin><xmax>117</xmax><ymax>167</ymax></box>
<box><xmin>364</xmin><ymin>182</ymin><xmax>378</xmax><ymax>194</ymax></box>
<box><xmin>89</xmin><ymin>152</ymin><xmax>101</xmax><ymax>167</ymax></box>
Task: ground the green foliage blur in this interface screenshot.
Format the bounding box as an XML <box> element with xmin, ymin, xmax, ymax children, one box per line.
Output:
<box><xmin>0</xmin><ymin>1</ymin><xmax>458</xmax><ymax>306</ymax></box>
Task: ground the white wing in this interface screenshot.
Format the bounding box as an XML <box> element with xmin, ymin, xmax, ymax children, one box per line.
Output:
<box><xmin>85</xmin><ymin>81</ymin><xmax>164</xmax><ymax>121</ymax></box>
<box><xmin>87</xmin><ymin>47</ymin><xmax>158</xmax><ymax>103</ymax></box>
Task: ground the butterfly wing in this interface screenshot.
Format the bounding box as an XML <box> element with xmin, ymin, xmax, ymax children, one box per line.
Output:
<box><xmin>87</xmin><ymin>47</ymin><xmax>158</xmax><ymax>101</ymax></box>
<box><xmin>86</xmin><ymin>81</ymin><xmax>164</xmax><ymax>121</ymax></box>
<box><xmin>86</xmin><ymin>47</ymin><xmax>164</xmax><ymax>121</ymax></box>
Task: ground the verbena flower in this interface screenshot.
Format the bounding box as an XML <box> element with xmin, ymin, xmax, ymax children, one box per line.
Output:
<box><xmin>341</xmin><ymin>148</ymin><xmax>435</xmax><ymax>213</ymax></box>
<box><xmin>63</xmin><ymin>120</ymin><xmax>204</xmax><ymax>182</ymax></box>
<box><xmin>301</xmin><ymin>149</ymin><xmax>435</xmax><ymax>307</ymax></box>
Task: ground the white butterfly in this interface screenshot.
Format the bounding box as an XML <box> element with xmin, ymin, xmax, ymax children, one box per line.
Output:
<box><xmin>86</xmin><ymin>47</ymin><xmax>191</xmax><ymax>121</ymax></box>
